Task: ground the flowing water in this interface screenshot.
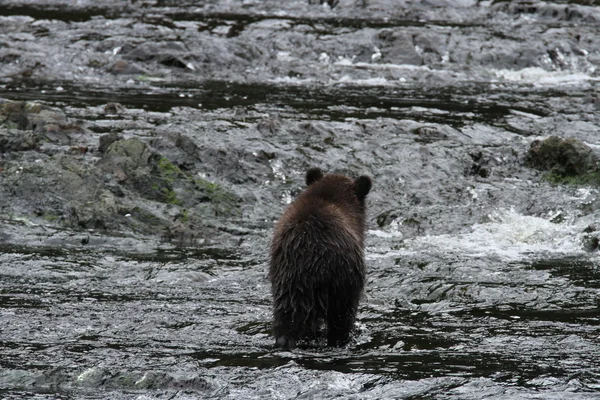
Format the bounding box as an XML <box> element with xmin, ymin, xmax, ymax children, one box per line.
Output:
<box><xmin>1</xmin><ymin>1</ymin><xmax>600</xmax><ymax>399</ymax></box>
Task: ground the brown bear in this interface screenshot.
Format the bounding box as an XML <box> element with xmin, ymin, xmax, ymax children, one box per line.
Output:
<box><xmin>269</xmin><ymin>167</ymin><xmax>372</xmax><ymax>349</ymax></box>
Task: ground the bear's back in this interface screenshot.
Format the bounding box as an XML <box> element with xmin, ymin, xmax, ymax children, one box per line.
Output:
<box><xmin>274</xmin><ymin>197</ymin><xmax>361</xmax><ymax>248</ymax></box>
<box><xmin>270</xmin><ymin>174</ymin><xmax>366</xmax><ymax>278</ymax></box>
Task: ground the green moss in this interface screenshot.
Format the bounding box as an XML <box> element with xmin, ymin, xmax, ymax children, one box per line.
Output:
<box><xmin>162</xmin><ymin>187</ymin><xmax>180</xmax><ymax>205</ymax></box>
<box><xmin>136</xmin><ymin>75</ymin><xmax>166</xmax><ymax>82</ymax></box>
<box><xmin>145</xmin><ymin>157</ymin><xmax>185</xmax><ymax>205</ymax></box>
<box><xmin>129</xmin><ymin>207</ymin><xmax>165</xmax><ymax>227</ymax></box>
<box><xmin>194</xmin><ymin>178</ymin><xmax>240</xmax><ymax>216</ymax></box>
<box><xmin>156</xmin><ymin>156</ymin><xmax>182</xmax><ymax>183</ymax></box>
<box><xmin>180</xmin><ymin>209</ymin><xmax>189</xmax><ymax>223</ymax></box>
<box><xmin>542</xmin><ymin>171</ymin><xmax>600</xmax><ymax>186</ymax></box>
<box><xmin>152</xmin><ymin>156</ymin><xmax>240</xmax><ymax>215</ymax></box>
<box><xmin>42</xmin><ymin>213</ymin><xmax>59</xmax><ymax>222</ymax></box>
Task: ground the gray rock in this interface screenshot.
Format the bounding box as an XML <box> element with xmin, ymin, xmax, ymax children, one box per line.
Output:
<box><xmin>0</xmin><ymin>129</ymin><xmax>38</xmax><ymax>153</ymax></box>
<box><xmin>99</xmin><ymin>132</ymin><xmax>122</xmax><ymax>154</ymax></box>
<box><xmin>376</xmin><ymin>30</ymin><xmax>423</xmax><ymax>65</ymax></box>
<box><xmin>104</xmin><ymin>137</ymin><xmax>153</xmax><ymax>170</ymax></box>
<box><xmin>0</xmin><ymin>101</ymin><xmax>80</xmax><ymax>144</ymax></box>
<box><xmin>109</xmin><ymin>60</ymin><xmax>148</xmax><ymax>75</ymax></box>
<box><xmin>527</xmin><ymin>136</ymin><xmax>599</xmax><ymax>177</ymax></box>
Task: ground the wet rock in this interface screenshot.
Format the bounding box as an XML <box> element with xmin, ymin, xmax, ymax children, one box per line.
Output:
<box><xmin>527</xmin><ymin>136</ymin><xmax>599</xmax><ymax>179</ymax></box>
<box><xmin>98</xmin><ymin>136</ymin><xmax>241</xmax><ymax>217</ymax></box>
<box><xmin>469</xmin><ymin>151</ymin><xmax>490</xmax><ymax>179</ymax></box>
<box><xmin>150</xmin><ymin>134</ymin><xmax>199</xmax><ymax>172</ymax></box>
<box><xmin>174</xmin><ymin>134</ymin><xmax>201</xmax><ymax>158</ymax></box>
<box><xmin>99</xmin><ymin>137</ymin><xmax>175</xmax><ymax>203</ymax></box>
<box><xmin>67</xmin><ymin>145</ymin><xmax>88</xmax><ymax>155</ymax></box>
<box><xmin>413</xmin><ymin>31</ymin><xmax>448</xmax><ymax>64</ymax></box>
<box><xmin>161</xmin><ymin>222</ymin><xmax>198</xmax><ymax>245</ymax></box>
<box><xmin>65</xmin><ymin>189</ymin><xmax>121</xmax><ymax>230</ymax></box>
<box><xmin>122</xmin><ymin>42</ymin><xmax>192</xmax><ymax>70</ymax></box>
<box><xmin>491</xmin><ymin>2</ymin><xmax>598</xmax><ymax>23</ymax></box>
<box><xmin>582</xmin><ymin>224</ymin><xmax>599</xmax><ymax>252</ymax></box>
<box><xmin>124</xmin><ymin>44</ymin><xmax>163</xmax><ymax>62</ymax></box>
<box><xmin>0</xmin><ymin>101</ymin><xmax>79</xmax><ymax>144</ymax></box>
<box><xmin>109</xmin><ymin>60</ymin><xmax>147</xmax><ymax>75</ymax></box>
<box><xmin>104</xmin><ymin>137</ymin><xmax>153</xmax><ymax>170</ymax></box>
<box><xmin>103</xmin><ymin>102</ymin><xmax>126</xmax><ymax>115</ymax></box>
<box><xmin>43</xmin><ymin>124</ymin><xmax>78</xmax><ymax>145</ymax></box>
<box><xmin>308</xmin><ymin>0</ymin><xmax>339</xmax><ymax>8</ymax></box>
<box><xmin>98</xmin><ymin>132</ymin><xmax>122</xmax><ymax>153</ymax></box>
<box><xmin>583</xmin><ymin>224</ymin><xmax>597</xmax><ymax>233</ymax></box>
<box><xmin>376</xmin><ymin>209</ymin><xmax>401</xmax><ymax>228</ymax></box>
<box><xmin>22</xmin><ymin>103</ymin><xmax>67</xmax><ymax>133</ymax></box>
<box><xmin>158</xmin><ymin>55</ymin><xmax>190</xmax><ymax>69</ymax></box>
<box><xmin>257</xmin><ymin>117</ymin><xmax>282</xmax><ymax>135</ymax></box>
<box><xmin>2</xmin><ymin>155</ymin><xmax>102</xmax><ymax>229</ymax></box>
<box><xmin>0</xmin><ymin>147</ymin><xmax>177</xmax><ymax>235</ymax></box>
<box><xmin>0</xmin><ymin>130</ymin><xmax>38</xmax><ymax>152</ymax></box>
<box><xmin>0</xmin><ymin>100</ymin><xmax>29</xmax><ymax>129</ymax></box>
<box><xmin>376</xmin><ymin>30</ymin><xmax>423</xmax><ymax>65</ymax></box>
<box><xmin>411</xmin><ymin>125</ymin><xmax>449</xmax><ymax>143</ymax></box>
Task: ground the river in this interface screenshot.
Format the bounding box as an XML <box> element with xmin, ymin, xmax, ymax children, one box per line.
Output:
<box><xmin>0</xmin><ymin>1</ymin><xmax>599</xmax><ymax>399</ymax></box>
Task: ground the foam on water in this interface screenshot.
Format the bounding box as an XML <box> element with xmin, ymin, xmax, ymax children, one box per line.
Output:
<box><xmin>336</xmin><ymin>75</ymin><xmax>390</xmax><ymax>86</ymax></box>
<box><xmin>371</xmin><ymin>208</ymin><xmax>590</xmax><ymax>261</ymax></box>
<box><xmin>492</xmin><ymin>67</ymin><xmax>599</xmax><ymax>86</ymax></box>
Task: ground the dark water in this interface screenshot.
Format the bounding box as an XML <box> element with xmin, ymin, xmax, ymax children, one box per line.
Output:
<box><xmin>1</xmin><ymin>0</ymin><xmax>600</xmax><ymax>398</ymax></box>
<box><xmin>1</xmin><ymin>242</ymin><xmax>598</xmax><ymax>399</ymax></box>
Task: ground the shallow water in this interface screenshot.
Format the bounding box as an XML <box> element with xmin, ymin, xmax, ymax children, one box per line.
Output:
<box><xmin>1</xmin><ymin>0</ymin><xmax>600</xmax><ymax>399</ymax></box>
<box><xmin>1</xmin><ymin>233</ymin><xmax>599</xmax><ymax>399</ymax></box>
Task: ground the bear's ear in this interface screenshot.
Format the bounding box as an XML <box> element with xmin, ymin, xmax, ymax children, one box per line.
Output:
<box><xmin>306</xmin><ymin>167</ymin><xmax>324</xmax><ymax>186</ymax></box>
<box><xmin>354</xmin><ymin>175</ymin><xmax>372</xmax><ymax>199</ymax></box>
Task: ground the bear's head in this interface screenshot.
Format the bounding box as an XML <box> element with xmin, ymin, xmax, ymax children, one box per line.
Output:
<box><xmin>305</xmin><ymin>167</ymin><xmax>372</xmax><ymax>206</ymax></box>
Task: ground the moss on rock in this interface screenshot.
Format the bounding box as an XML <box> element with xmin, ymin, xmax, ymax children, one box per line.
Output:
<box><xmin>527</xmin><ymin>136</ymin><xmax>600</xmax><ymax>186</ymax></box>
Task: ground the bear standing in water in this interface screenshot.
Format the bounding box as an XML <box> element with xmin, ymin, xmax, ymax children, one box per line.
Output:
<box><xmin>269</xmin><ymin>167</ymin><xmax>372</xmax><ymax>349</ymax></box>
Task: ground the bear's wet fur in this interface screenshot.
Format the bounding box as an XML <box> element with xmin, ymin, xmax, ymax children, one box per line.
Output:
<box><xmin>269</xmin><ymin>167</ymin><xmax>372</xmax><ymax>349</ymax></box>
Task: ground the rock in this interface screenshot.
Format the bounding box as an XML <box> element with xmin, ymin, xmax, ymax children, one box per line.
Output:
<box><xmin>257</xmin><ymin>117</ymin><xmax>282</xmax><ymax>135</ymax></box>
<box><xmin>469</xmin><ymin>151</ymin><xmax>491</xmax><ymax>179</ymax></box>
<box><xmin>99</xmin><ymin>138</ymin><xmax>174</xmax><ymax>202</ymax></box>
<box><xmin>99</xmin><ymin>133</ymin><xmax>122</xmax><ymax>153</ymax></box>
<box><xmin>0</xmin><ymin>101</ymin><xmax>79</xmax><ymax>144</ymax></box>
<box><xmin>67</xmin><ymin>146</ymin><xmax>88</xmax><ymax>155</ymax></box>
<box><xmin>583</xmin><ymin>224</ymin><xmax>597</xmax><ymax>233</ymax></box>
<box><xmin>376</xmin><ymin>30</ymin><xmax>423</xmax><ymax>66</ymax></box>
<box><xmin>158</xmin><ymin>55</ymin><xmax>189</xmax><ymax>69</ymax></box>
<box><xmin>582</xmin><ymin>230</ymin><xmax>599</xmax><ymax>252</ymax></box>
<box><xmin>104</xmin><ymin>137</ymin><xmax>153</xmax><ymax>169</ymax></box>
<box><xmin>0</xmin><ymin>101</ymin><xmax>29</xmax><ymax>129</ymax></box>
<box><xmin>103</xmin><ymin>103</ymin><xmax>126</xmax><ymax>115</ymax></box>
<box><xmin>121</xmin><ymin>43</ymin><xmax>192</xmax><ymax>70</ymax></box>
<box><xmin>411</xmin><ymin>125</ymin><xmax>449</xmax><ymax>143</ymax></box>
<box><xmin>527</xmin><ymin>136</ymin><xmax>599</xmax><ymax>177</ymax></box>
<box><xmin>66</xmin><ymin>189</ymin><xmax>121</xmax><ymax>230</ymax></box>
<box><xmin>161</xmin><ymin>222</ymin><xmax>197</xmax><ymax>245</ymax></box>
<box><xmin>308</xmin><ymin>0</ymin><xmax>338</xmax><ymax>8</ymax></box>
<box><xmin>376</xmin><ymin>209</ymin><xmax>400</xmax><ymax>228</ymax></box>
<box><xmin>0</xmin><ymin>130</ymin><xmax>38</xmax><ymax>152</ymax></box>
<box><xmin>109</xmin><ymin>60</ymin><xmax>147</xmax><ymax>75</ymax></box>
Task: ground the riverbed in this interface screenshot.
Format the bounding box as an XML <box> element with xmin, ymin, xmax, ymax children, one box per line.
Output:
<box><xmin>1</xmin><ymin>1</ymin><xmax>599</xmax><ymax>399</ymax></box>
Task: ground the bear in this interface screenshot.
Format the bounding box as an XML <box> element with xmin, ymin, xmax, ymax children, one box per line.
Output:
<box><xmin>269</xmin><ymin>167</ymin><xmax>372</xmax><ymax>349</ymax></box>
